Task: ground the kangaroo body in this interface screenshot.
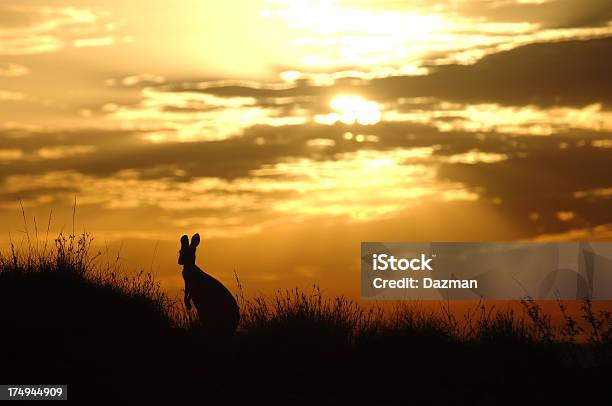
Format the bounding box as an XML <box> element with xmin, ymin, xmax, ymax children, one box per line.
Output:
<box><xmin>182</xmin><ymin>264</ymin><xmax>240</xmax><ymax>333</ymax></box>
<box><xmin>179</xmin><ymin>234</ymin><xmax>240</xmax><ymax>336</ymax></box>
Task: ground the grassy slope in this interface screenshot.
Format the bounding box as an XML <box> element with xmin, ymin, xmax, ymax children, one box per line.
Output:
<box><xmin>1</xmin><ymin>234</ymin><xmax>611</xmax><ymax>402</ymax></box>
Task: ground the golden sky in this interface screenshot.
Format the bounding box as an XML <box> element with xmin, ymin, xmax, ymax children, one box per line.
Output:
<box><xmin>1</xmin><ymin>0</ymin><xmax>612</xmax><ymax>297</ymax></box>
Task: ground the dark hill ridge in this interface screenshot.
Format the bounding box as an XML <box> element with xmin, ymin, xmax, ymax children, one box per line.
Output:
<box><xmin>0</xmin><ymin>265</ymin><xmax>180</xmax><ymax>400</ymax></box>
<box><xmin>1</xmin><ymin>235</ymin><xmax>612</xmax><ymax>402</ymax></box>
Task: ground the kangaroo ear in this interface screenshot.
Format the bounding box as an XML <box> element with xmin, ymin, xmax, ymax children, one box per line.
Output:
<box><xmin>190</xmin><ymin>233</ymin><xmax>200</xmax><ymax>249</ymax></box>
<box><xmin>180</xmin><ymin>234</ymin><xmax>189</xmax><ymax>248</ymax></box>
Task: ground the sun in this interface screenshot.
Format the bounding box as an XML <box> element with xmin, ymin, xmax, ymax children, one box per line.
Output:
<box><xmin>329</xmin><ymin>95</ymin><xmax>381</xmax><ymax>125</ymax></box>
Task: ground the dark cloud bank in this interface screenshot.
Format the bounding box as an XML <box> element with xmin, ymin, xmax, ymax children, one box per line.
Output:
<box><xmin>168</xmin><ymin>36</ymin><xmax>612</xmax><ymax>108</ymax></box>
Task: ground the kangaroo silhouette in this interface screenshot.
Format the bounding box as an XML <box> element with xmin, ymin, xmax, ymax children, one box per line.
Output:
<box><xmin>179</xmin><ymin>233</ymin><xmax>240</xmax><ymax>336</ymax></box>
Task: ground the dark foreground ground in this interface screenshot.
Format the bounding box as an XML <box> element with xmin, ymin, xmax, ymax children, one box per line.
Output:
<box><xmin>2</xmin><ymin>236</ymin><xmax>612</xmax><ymax>403</ymax></box>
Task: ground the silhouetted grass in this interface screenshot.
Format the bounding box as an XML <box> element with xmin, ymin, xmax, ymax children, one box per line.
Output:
<box><xmin>2</xmin><ymin>230</ymin><xmax>612</xmax><ymax>402</ymax></box>
<box><xmin>1</xmin><ymin>231</ymin><xmax>178</xmax><ymax>327</ymax></box>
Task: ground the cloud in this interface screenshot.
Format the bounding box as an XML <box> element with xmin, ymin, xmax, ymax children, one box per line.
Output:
<box><xmin>0</xmin><ymin>4</ymin><xmax>117</xmax><ymax>55</ymax></box>
<box><xmin>105</xmin><ymin>73</ymin><xmax>166</xmax><ymax>86</ymax></box>
<box><xmin>1</xmin><ymin>114</ymin><xmax>610</xmax><ymax>239</ymax></box>
<box><xmin>437</xmin><ymin>142</ymin><xmax>612</xmax><ymax>234</ymax></box>
<box><xmin>0</xmin><ymin>90</ymin><xmax>26</xmax><ymax>101</ymax></box>
<box><xmin>0</xmin><ymin>149</ymin><xmax>23</xmax><ymax>161</ymax></box>
<box><xmin>260</xmin><ymin>0</ymin><xmax>612</xmax><ymax>75</ymax></box>
<box><xmin>0</xmin><ymin>128</ymin><xmax>139</xmax><ymax>154</ymax></box>
<box><xmin>102</xmin><ymin>88</ymin><xmax>309</xmax><ymax>141</ymax></box>
<box><xmin>457</xmin><ymin>0</ymin><xmax>612</xmax><ymax>29</ymax></box>
<box><xmin>162</xmin><ymin>36</ymin><xmax>612</xmax><ymax>108</ymax></box>
<box><xmin>0</xmin><ymin>18</ymin><xmax>610</xmax><ymax>242</ymax></box>
<box><xmin>73</xmin><ymin>36</ymin><xmax>114</xmax><ymax>48</ymax></box>
<box><xmin>82</xmin><ymin>38</ymin><xmax>611</xmax><ymax>164</ymax></box>
<box><xmin>0</xmin><ymin>145</ymin><xmax>479</xmax><ymax>232</ymax></box>
<box><xmin>36</xmin><ymin>145</ymin><xmax>96</xmax><ymax>160</ymax></box>
<box><xmin>93</xmin><ymin>37</ymin><xmax>612</xmax><ymax>153</ymax></box>
<box><xmin>362</xmin><ymin>0</ymin><xmax>612</xmax><ymax>29</ymax></box>
<box><xmin>366</xmin><ymin>36</ymin><xmax>612</xmax><ymax>107</ymax></box>
<box><xmin>384</xmin><ymin>102</ymin><xmax>612</xmax><ymax>135</ymax></box>
<box><xmin>0</xmin><ymin>63</ymin><xmax>29</xmax><ymax>77</ymax></box>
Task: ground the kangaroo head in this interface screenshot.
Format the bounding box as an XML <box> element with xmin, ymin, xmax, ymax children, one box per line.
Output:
<box><xmin>178</xmin><ymin>233</ymin><xmax>200</xmax><ymax>266</ymax></box>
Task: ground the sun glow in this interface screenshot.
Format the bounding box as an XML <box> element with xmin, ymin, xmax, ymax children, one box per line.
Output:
<box><xmin>316</xmin><ymin>95</ymin><xmax>381</xmax><ymax>125</ymax></box>
<box><xmin>265</xmin><ymin>0</ymin><xmax>450</xmax><ymax>68</ymax></box>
